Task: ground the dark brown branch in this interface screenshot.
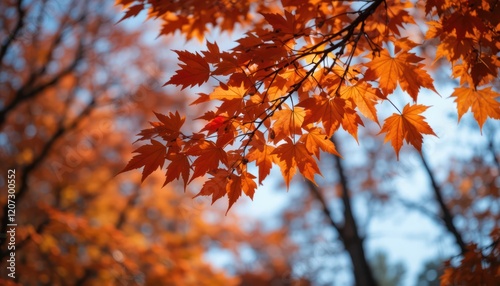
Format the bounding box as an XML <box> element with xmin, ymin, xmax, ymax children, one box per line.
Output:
<box><xmin>0</xmin><ymin>0</ymin><xmax>25</xmax><ymax>66</ymax></box>
<box><xmin>486</xmin><ymin>134</ymin><xmax>500</xmax><ymax>172</ymax></box>
<box><xmin>306</xmin><ymin>181</ymin><xmax>341</xmax><ymax>233</ymax></box>
<box><xmin>396</xmin><ymin>197</ymin><xmax>441</xmax><ymax>224</ymax></box>
<box><xmin>306</xmin><ymin>136</ymin><xmax>378</xmax><ymax>286</ymax></box>
<box><xmin>0</xmin><ymin>44</ymin><xmax>84</xmax><ymax>128</ymax></box>
<box><xmin>419</xmin><ymin>152</ymin><xmax>467</xmax><ymax>255</ymax></box>
<box><xmin>0</xmin><ymin>218</ymin><xmax>50</xmax><ymax>258</ymax></box>
<box><xmin>115</xmin><ymin>187</ymin><xmax>140</xmax><ymax>229</ymax></box>
<box><xmin>0</xmin><ymin>2</ymin><xmax>88</xmax><ymax>128</ymax></box>
<box><xmin>331</xmin><ymin>136</ymin><xmax>378</xmax><ymax>286</ymax></box>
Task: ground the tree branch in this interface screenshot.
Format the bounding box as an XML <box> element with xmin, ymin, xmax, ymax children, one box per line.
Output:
<box><xmin>306</xmin><ymin>136</ymin><xmax>378</xmax><ymax>286</ymax></box>
<box><xmin>419</xmin><ymin>152</ymin><xmax>467</xmax><ymax>255</ymax></box>
<box><xmin>0</xmin><ymin>44</ymin><xmax>84</xmax><ymax>128</ymax></box>
<box><xmin>115</xmin><ymin>186</ymin><xmax>140</xmax><ymax>230</ymax></box>
<box><xmin>306</xmin><ymin>180</ymin><xmax>342</xmax><ymax>233</ymax></box>
<box><xmin>0</xmin><ymin>0</ymin><xmax>25</xmax><ymax>67</ymax></box>
<box><xmin>395</xmin><ymin>197</ymin><xmax>442</xmax><ymax>224</ymax></box>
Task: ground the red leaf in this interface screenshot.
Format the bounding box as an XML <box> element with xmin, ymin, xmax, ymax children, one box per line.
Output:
<box><xmin>118</xmin><ymin>4</ymin><xmax>144</xmax><ymax>23</ymax></box>
<box><xmin>166</xmin><ymin>50</ymin><xmax>210</xmax><ymax>89</ymax></box>
<box><xmin>201</xmin><ymin>115</ymin><xmax>227</xmax><ymax>133</ymax></box>
<box><xmin>163</xmin><ymin>153</ymin><xmax>190</xmax><ymax>189</ymax></box>
<box><xmin>120</xmin><ymin>139</ymin><xmax>166</xmax><ymax>182</ymax></box>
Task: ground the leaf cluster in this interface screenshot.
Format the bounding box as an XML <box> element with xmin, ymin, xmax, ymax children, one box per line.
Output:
<box><xmin>118</xmin><ymin>0</ymin><xmax>500</xmax><ymax>211</ymax></box>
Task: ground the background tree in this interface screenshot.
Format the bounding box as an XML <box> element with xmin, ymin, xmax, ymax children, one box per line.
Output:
<box><xmin>1</xmin><ymin>0</ymin><xmax>499</xmax><ymax>285</ymax></box>
<box><xmin>0</xmin><ymin>1</ymin><xmax>306</xmax><ymax>285</ymax></box>
<box><xmin>117</xmin><ymin>0</ymin><xmax>500</xmax><ymax>285</ymax></box>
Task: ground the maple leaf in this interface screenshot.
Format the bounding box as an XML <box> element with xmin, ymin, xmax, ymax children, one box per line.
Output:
<box><xmin>166</xmin><ymin>50</ymin><xmax>210</xmax><ymax>89</ymax></box>
<box><xmin>384</xmin><ymin>1</ymin><xmax>415</xmax><ymax>36</ymax></box>
<box><xmin>209</xmin><ymin>83</ymin><xmax>247</xmax><ymax>101</ymax></box>
<box><xmin>272</xmin><ymin>138</ymin><xmax>321</xmax><ymax>188</ymax></box>
<box><xmin>194</xmin><ymin>169</ymin><xmax>229</xmax><ymax>204</ymax></box>
<box><xmin>341</xmin><ymin>107</ymin><xmax>364</xmax><ymax>142</ymax></box>
<box><xmin>272</xmin><ymin>104</ymin><xmax>305</xmax><ymax>142</ymax></box>
<box><xmin>135</xmin><ymin>111</ymin><xmax>185</xmax><ymax>143</ymax></box>
<box><xmin>190</xmin><ymin>83</ymin><xmax>248</xmax><ymax>117</ymax></box>
<box><xmin>300</xmin><ymin>127</ymin><xmax>340</xmax><ymax>159</ymax></box>
<box><xmin>246</xmin><ymin>132</ymin><xmax>276</xmax><ymax>185</ymax></box>
<box><xmin>121</xmin><ymin>139</ymin><xmax>166</xmax><ymax>182</ymax></box>
<box><xmin>155</xmin><ymin>111</ymin><xmax>185</xmax><ymax>138</ymax></box>
<box><xmin>424</xmin><ymin>0</ymin><xmax>446</xmax><ymax>15</ymax></box>
<box><xmin>379</xmin><ymin>104</ymin><xmax>436</xmax><ymax>158</ymax></box>
<box><xmin>340</xmin><ymin>81</ymin><xmax>382</xmax><ymax>124</ymax></box>
<box><xmin>201</xmin><ymin>40</ymin><xmax>222</xmax><ymax>64</ymax></box>
<box><xmin>364</xmin><ymin>49</ymin><xmax>436</xmax><ymax>101</ymax></box>
<box><xmin>187</xmin><ymin>140</ymin><xmax>228</xmax><ymax>181</ymax></box>
<box><xmin>226</xmin><ymin>174</ymin><xmax>243</xmax><ymax>213</ymax></box>
<box><xmin>240</xmin><ymin>171</ymin><xmax>257</xmax><ymax>199</ymax></box>
<box><xmin>226</xmin><ymin>172</ymin><xmax>257</xmax><ymax>213</ymax></box>
<box><xmin>298</xmin><ymin>95</ymin><xmax>345</xmax><ymax>137</ymax></box>
<box><xmin>261</xmin><ymin>10</ymin><xmax>303</xmax><ymax>36</ymax></box>
<box><xmin>201</xmin><ymin>115</ymin><xmax>227</xmax><ymax>133</ymax></box>
<box><xmin>442</xmin><ymin>11</ymin><xmax>486</xmax><ymax>41</ymax></box>
<box><xmin>118</xmin><ymin>4</ymin><xmax>144</xmax><ymax>23</ymax></box>
<box><xmin>193</xmin><ymin>169</ymin><xmax>256</xmax><ymax>213</ymax></box>
<box><xmin>451</xmin><ymin>87</ymin><xmax>500</xmax><ymax>130</ymax></box>
<box><xmin>163</xmin><ymin>152</ymin><xmax>190</xmax><ymax>189</ymax></box>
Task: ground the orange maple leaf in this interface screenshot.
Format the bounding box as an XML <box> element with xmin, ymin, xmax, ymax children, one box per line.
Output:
<box><xmin>226</xmin><ymin>171</ymin><xmax>257</xmax><ymax>213</ymax></box>
<box><xmin>240</xmin><ymin>171</ymin><xmax>257</xmax><ymax>199</ymax></box>
<box><xmin>246</xmin><ymin>131</ymin><xmax>276</xmax><ymax>185</ymax></box>
<box><xmin>261</xmin><ymin>10</ymin><xmax>303</xmax><ymax>35</ymax></box>
<box><xmin>299</xmin><ymin>95</ymin><xmax>345</xmax><ymax>137</ymax></box>
<box><xmin>300</xmin><ymin>127</ymin><xmax>340</xmax><ymax>159</ymax></box>
<box><xmin>451</xmin><ymin>87</ymin><xmax>500</xmax><ymax>130</ymax></box>
<box><xmin>194</xmin><ymin>169</ymin><xmax>229</xmax><ymax>204</ymax></box>
<box><xmin>194</xmin><ymin>169</ymin><xmax>256</xmax><ymax>213</ymax></box>
<box><xmin>379</xmin><ymin>104</ymin><xmax>436</xmax><ymax>158</ymax></box>
<box><xmin>341</xmin><ymin>107</ymin><xmax>364</xmax><ymax>142</ymax></box>
<box><xmin>209</xmin><ymin>83</ymin><xmax>247</xmax><ymax>101</ymax></box>
<box><xmin>340</xmin><ymin>81</ymin><xmax>382</xmax><ymax>124</ymax></box>
<box><xmin>272</xmin><ymin>138</ymin><xmax>321</xmax><ymax>188</ymax></box>
<box><xmin>166</xmin><ymin>50</ymin><xmax>210</xmax><ymax>89</ymax></box>
<box><xmin>121</xmin><ymin>139</ymin><xmax>166</xmax><ymax>182</ymax></box>
<box><xmin>272</xmin><ymin>104</ymin><xmax>305</xmax><ymax>142</ymax></box>
<box><xmin>364</xmin><ymin>49</ymin><xmax>436</xmax><ymax>101</ymax></box>
<box><xmin>187</xmin><ymin>140</ymin><xmax>228</xmax><ymax>181</ymax></box>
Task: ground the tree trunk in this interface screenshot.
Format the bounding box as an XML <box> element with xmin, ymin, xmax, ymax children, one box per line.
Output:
<box><xmin>308</xmin><ymin>136</ymin><xmax>378</xmax><ymax>286</ymax></box>
<box><xmin>334</xmin><ymin>152</ymin><xmax>378</xmax><ymax>286</ymax></box>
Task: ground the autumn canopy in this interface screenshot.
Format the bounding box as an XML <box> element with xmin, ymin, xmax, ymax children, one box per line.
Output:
<box><xmin>1</xmin><ymin>0</ymin><xmax>499</xmax><ymax>285</ymax></box>
<box><xmin>118</xmin><ymin>0</ymin><xmax>500</xmax><ymax>211</ymax></box>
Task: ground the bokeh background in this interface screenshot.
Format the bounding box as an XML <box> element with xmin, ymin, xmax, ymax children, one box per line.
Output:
<box><xmin>1</xmin><ymin>0</ymin><xmax>499</xmax><ymax>285</ymax></box>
